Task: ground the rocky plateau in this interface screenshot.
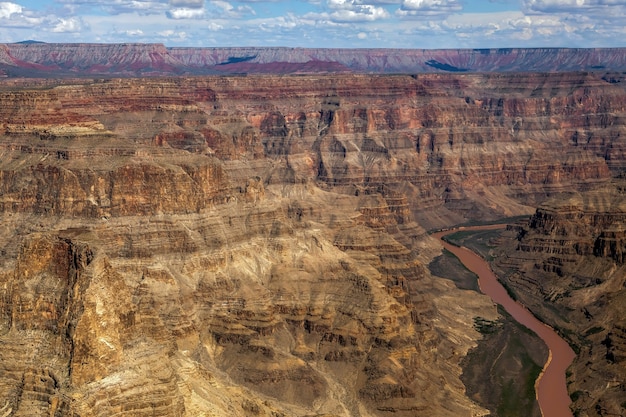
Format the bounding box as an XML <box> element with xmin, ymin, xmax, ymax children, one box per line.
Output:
<box><xmin>3</xmin><ymin>43</ymin><xmax>626</xmax><ymax>77</ymax></box>
<box><xmin>1</xmin><ymin>67</ymin><xmax>626</xmax><ymax>416</ymax></box>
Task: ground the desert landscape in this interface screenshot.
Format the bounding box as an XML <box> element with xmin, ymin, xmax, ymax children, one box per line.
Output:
<box><xmin>0</xmin><ymin>44</ymin><xmax>625</xmax><ymax>416</ymax></box>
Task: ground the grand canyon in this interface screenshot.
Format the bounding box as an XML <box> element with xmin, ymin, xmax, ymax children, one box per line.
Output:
<box><xmin>0</xmin><ymin>44</ymin><xmax>625</xmax><ymax>417</ymax></box>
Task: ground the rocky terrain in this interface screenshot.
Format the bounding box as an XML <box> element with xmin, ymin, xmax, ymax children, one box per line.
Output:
<box><xmin>3</xmin><ymin>43</ymin><xmax>626</xmax><ymax>77</ymax></box>
<box><xmin>429</xmin><ymin>243</ymin><xmax>547</xmax><ymax>417</ymax></box>
<box><xmin>1</xmin><ymin>70</ymin><xmax>626</xmax><ymax>416</ymax></box>
<box><xmin>491</xmin><ymin>188</ymin><xmax>626</xmax><ymax>417</ymax></box>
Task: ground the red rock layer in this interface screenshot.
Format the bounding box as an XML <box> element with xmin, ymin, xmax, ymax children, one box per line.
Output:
<box><xmin>1</xmin><ymin>73</ymin><xmax>624</xmax><ymax>226</ymax></box>
<box><xmin>4</xmin><ymin>44</ymin><xmax>626</xmax><ymax>76</ymax></box>
<box><xmin>0</xmin><ymin>72</ymin><xmax>625</xmax><ymax>416</ymax></box>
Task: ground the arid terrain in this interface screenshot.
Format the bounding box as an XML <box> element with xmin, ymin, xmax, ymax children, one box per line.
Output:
<box><xmin>490</xmin><ymin>189</ymin><xmax>626</xmax><ymax>417</ymax></box>
<box><xmin>0</xmin><ymin>60</ymin><xmax>625</xmax><ymax>416</ymax></box>
<box><xmin>3</xmin><ymin>43</ymin><xmax>626</xmax><ymax>77</ymax></box>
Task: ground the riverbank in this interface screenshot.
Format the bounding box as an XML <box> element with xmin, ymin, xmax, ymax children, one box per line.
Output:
<box><xmin>429</xmin><ymin>242</ymin><xmax>546</xmax><ymax>417</ymax></box>
<box><xmin>434</xmin><ymin>226</ymin><xmax>575</xmax><ymax>417</ymax></box>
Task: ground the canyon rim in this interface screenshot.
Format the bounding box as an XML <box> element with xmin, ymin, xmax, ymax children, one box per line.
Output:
<box><xmin>0</xmin><ymin>45</ymin><xmax>625</xmax><ymax>417</ymax></box>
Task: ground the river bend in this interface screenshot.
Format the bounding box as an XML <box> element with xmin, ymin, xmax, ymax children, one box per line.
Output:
<box><xmin>434</xmin><ymin>225</ymin><xmax>575</xmax><ymax>417</ymax></box>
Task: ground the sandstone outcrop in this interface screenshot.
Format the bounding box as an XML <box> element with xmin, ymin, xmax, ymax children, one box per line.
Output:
<box><xmin>1</xmin><ymin>71</ymin><xmax>626</xmax><ymax>416</ymax></box>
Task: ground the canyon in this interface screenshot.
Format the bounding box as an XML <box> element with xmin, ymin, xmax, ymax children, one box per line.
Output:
<box><xmin>490</xmin><ymin>189</ymin><xmax>626</xmax><ymax>417</ymax></box>
<box><xmin>0</xmin><ymin>65</ymin><xmax>626</xmax><ymax>416</ymax></box>
<box><xmin>3</xmin><ymin>43</ymin><xmax>626</xmax><ymax>77</ymax></box>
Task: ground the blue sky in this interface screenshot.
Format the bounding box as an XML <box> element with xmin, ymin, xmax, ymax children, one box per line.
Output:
<box><xmin>1</xmin><ymin>1</ymin><xmax>625</xmax><ymax>48</ymax></box>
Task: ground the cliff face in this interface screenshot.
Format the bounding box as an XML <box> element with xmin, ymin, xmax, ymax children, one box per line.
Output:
<box><xmin>3</xmin><ymin>72</ymin><xmax>623</xmax><ymax>225</ymax></box>
<box><xmin>168</xmin><ymin>46</ymin><xmax>626</xmax><ymax>73</ymax></box>
<box><xmin>519</xmin><ymin>193</ymin><xmax>626</xmax><ymax>264</ymax></box>
<box><xmin>488</xmin><ymin>188</ymin><xmax>626</xmax><ymax>417</ymax></box>
<box><xmin>4</xmin><ymin>44</ymin><xmax>626</xmax><ymax>76</ymax></box>
<box><xmin>1</xmin><ymin>72</ymin><xmax>626</xmax><ymax>416</ymax></box>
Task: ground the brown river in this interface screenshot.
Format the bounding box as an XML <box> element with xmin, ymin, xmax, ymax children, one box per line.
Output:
<box><xmin>434</xmin><ymin>225</ymin><xmax>576</xmax><ymax>417</ymax></box>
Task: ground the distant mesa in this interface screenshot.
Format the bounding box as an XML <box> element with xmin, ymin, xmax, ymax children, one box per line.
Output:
<box><xmin>14</xmin><ymin>40</ymin><xmax>46</xmax><ymax>44</ymax></box>
<box><xmin>2</xmin><ymin>43</ymin><xmax>626</xmax><ymax>76</ymax></box>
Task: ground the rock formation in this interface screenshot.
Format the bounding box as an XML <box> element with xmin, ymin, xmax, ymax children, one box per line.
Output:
<box><xmin>489</xmin><ymin>187</ymin><xmax>626</xmax><ymax>416</ymax></box>
<box><xmin>3</xmin><ymin>43</ymin><xmax>626</xmax><ymax>77</ymax></box>
<box><xmin>1</xmin><ymin>70</ymin><xmax>626</xmax><ymax>416</ymax></box>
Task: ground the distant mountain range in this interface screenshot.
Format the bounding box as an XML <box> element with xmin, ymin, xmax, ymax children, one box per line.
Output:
<box><xmin>2</xmin><ymin>42</ymin><xmax>626</xmax><ymax>77</ymax></box>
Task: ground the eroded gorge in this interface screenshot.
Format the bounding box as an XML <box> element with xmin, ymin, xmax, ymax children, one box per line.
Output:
<box><xmin>0</xmin><ymin>72</ymin><xmax>625</xmax><ymax>416</ymax></box>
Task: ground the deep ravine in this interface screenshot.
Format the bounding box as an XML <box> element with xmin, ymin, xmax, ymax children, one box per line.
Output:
<box><xmin>434</xmin><ymin>225</ymin><xmax>576</xmax><ymax>417</ymax></box>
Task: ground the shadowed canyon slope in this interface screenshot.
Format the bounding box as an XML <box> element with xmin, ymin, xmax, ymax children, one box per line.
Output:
<box><xmin>4</xmin><ymin>43</ymin><xmax>626</xmax><ymax>77</ymax></box>
<box><xmin>491</xmin><ymin>188</ymin><xmax>626</xmax><ymax>417</ymax></box>
<box><xmin>1</xmin><ymin>71</ymin><xmax>626</xmax><ymax>416</ymax></box>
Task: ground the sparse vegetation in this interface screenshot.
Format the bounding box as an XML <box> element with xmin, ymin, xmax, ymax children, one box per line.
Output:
<box><xmin>585</xmin><ymin>326</ymin><xmax>604</xmax><ymax>336</ymax></box>
<box><xmin>443</xmin><ymin>228</ymin><xmax>502</xmax><ymax>259</ymax></box>
<box><xmin>499</xmin><ymin>279</ymin><xmax>519</xmax><ymax>301</ymax></box>
<box><xmin>473</xmin><ymin>316</ymin><xmax>502</xmax><ymax>334</ymax></box>
<box><xmin>462</xmin><ymin>307</ymin><xmax>547</xmax><ymax>417</ymax></box>
<box><xmin>498</xmin><ymin>354</ymin><xmax>543</xmax><ymax>417</ymax></box>
<box><xmin>570</xmin><ymin>390</ymin><xmax>584</xmax><ymax>402</ymax></box>
<box><xmin>428</xmin><ymin>248</ymin><xmax>480</xmax><ymax>292</ymax></box>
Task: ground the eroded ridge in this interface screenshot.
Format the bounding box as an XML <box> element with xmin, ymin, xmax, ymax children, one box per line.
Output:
<box><xmin>1</xmin><ymin>72</ymin><xmax>625</xmax><ymax>416</ymax></box>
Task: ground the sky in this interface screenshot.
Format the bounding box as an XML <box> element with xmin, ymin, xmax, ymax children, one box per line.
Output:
<box><xmin>1</xmin><ymin>0</ymin><xmax>625</xmax><ymax>49</ymax></box>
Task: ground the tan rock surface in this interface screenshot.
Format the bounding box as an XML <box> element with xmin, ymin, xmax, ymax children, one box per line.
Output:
<box><xmin>1</xmin><ymin>72</ymin><xmax>625</xmax><ymax>416</ymax></box>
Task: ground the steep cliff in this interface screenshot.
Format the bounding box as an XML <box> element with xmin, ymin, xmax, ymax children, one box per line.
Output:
<box><xmin>487</xmin><ymin>187</ymin><xmax>626</xmax><ymax>417</ymax></box>
<box><xmin>1</xmin><ymin>72</ymin><xmax>626</xmax><ymax>416</ymax></box>
<box><xmin>3</xmin><ymin>73</ymin><xmax>625</xmax><ymax>225</ymax></box>
<box><xmin>168</xmin><ymin>46</ymin><xmax>626</xmax><ymax>73</ymax></box>
<box><xmin>4</xmin><ymin>44</ymin><xmax>626</xmax><ymax>77</ymax></box>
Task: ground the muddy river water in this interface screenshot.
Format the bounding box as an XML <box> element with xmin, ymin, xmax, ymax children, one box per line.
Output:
<box><xmin>434</xmin><ymin>225</ymin><xmax>575</xmax><ymax>417</ymax></box>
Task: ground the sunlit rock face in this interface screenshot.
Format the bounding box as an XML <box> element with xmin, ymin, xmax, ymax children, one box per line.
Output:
<box><xmin>0</xmin><ymin>71</ymin><xmax>625</xmax><ymax>416</ymax></box>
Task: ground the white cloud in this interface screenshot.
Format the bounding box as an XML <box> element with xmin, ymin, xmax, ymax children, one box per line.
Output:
<box><xmin>330</xmin><ymin>6</ymin><xmax>389</xmax><ymax>21</ymax></box>
<box><xmin>123</xmin><ymin>28</ymin><xmax>145</xmax><ymax>36</ymax></box>
<box><xmin>524</xmin><ymin>0</ymin><xmax>626</xmax><ymax>13</ymax></box>
<box><xmin>398</xmin><ymin>0</ymin><xmax>462</xmax><ymax>15</ymax></box>
<box><xmin>438</xmin><ymin>10</ymin><xmax>608</xmax><ymax>47</ymax></box>
<box><xmin>207</xmin><ymin>21</ymin><xmax>223</xmax><ymax>30</ymax></box>
<box><xmin>0</xmin><ymin>2</ymin><xmax>21</xmax><ymax>19</ymax></box>
<box><xmin>157</xmin><ymin>28</ymin><xmax>188</xmax><ymax>39</ymax></box>
<box><xmin>327</xmin><ymin>0</ymin><xmax>354</xmax><ymax>8</ymax></box>
<box><xmin>1</xmin><ymin>0</ymin><xmax>625</xmax><ymax>49</ymax></box>
<box><xmin>325</xmin><ymin>0</ymin><xmax>390</xmax><ymax>22</ymax></box>
<box><xmin>51</xmin><ymin>17</ymin><xmax>83</xmax><ymax>32</ymax></box>
<box><xmin>209</xmin><ymin>1</ymin><xmax>255</xmax><ymax>18</ymax></box>
<box><xmin>58</xmin><ymin>0</ymin><xmax>169</xmax><ymax>15</ymax></box>
<box><xmin>166</xmin><ymin>7</ymin><xmax>205</xmax><ymax>18</ymax></box>
<box><xmin>0</xmin><ymin>2</ymin><xmax>44</xmax><ymax>27</ymax></box>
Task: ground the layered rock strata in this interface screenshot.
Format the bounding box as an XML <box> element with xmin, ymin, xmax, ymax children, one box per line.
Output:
<box><xmin>491</xmin><ymin>187</ymin><xmax>626</xmax><ymax>417</ymax></box>
<box><xmin>2</xmin><ymin>73</ymin><xmax>625</xmax><ymax>227</ymax></box>
<box><xmin>0</xmin><ymin>72</ymin><xmax>626</xmax><ymax>416</ymax></box>
<box><xmin>4</xmin><ymin>44</ymin><xmax>626</xmax><ymax>76</ymax></box>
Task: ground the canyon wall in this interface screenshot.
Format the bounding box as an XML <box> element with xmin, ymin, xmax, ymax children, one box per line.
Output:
<box><xmin>2</xmin><ymin>72</ymin><xmax>624</xmax><ymax>225</ymax></box>
<box><xmin>0</xmin><ymin>72</ymin><xmax>626</xmax><ymax>416</ymax></box>
<box><xmin>3</xmin><ymin>43</ymin><xmax>626</xmax><ymax>76</ymax></box>
<box><xmin>490</xmin><ymin>188</ymin><xmax>626</xmax><ymax>417</ymax></box>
